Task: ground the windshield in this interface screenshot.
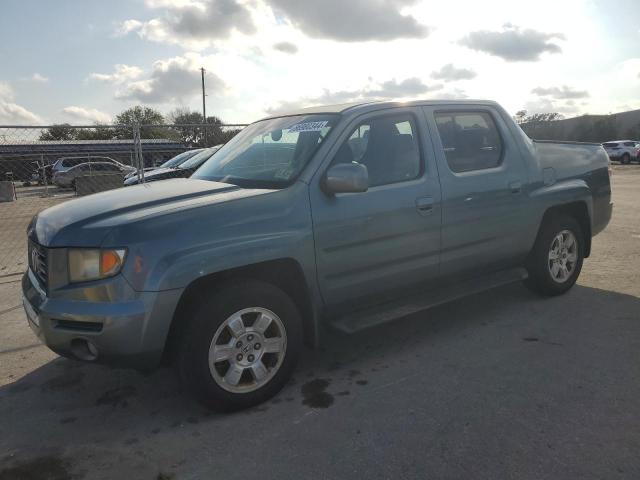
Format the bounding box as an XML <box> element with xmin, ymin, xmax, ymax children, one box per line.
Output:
<box><xmin>193</xmin><ymin>114</ymin><xmax>339</xmax><ymax>188</ymax></box>
<box><xmin>180</xmin><ymin>147</ymin><xmax>219</xmax><ymax>169</ymax></box>
<box><xmin>160</xmin><ymin>149</ymin><xmax>201</xmax><ymax>169</ymax></box>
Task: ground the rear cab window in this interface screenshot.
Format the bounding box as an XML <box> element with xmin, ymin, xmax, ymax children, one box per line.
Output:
<box><xmin>434</xmin><ymin>111</ymin><xmax>503</xmax><ymax>173</ymax></box>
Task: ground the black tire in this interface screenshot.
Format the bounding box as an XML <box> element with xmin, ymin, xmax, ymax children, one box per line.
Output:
<box><xmin>177</xmin><ymin>280</ymin><xmax>302</xmax><ymax>411</ymax></box>
<box><xmin>524</xmin><ymin>214</ymin><xmax>584</xmax><ymax>296</ymax></box>
<box><xmin>621</xmin><ymin>153</ymin><xmax>631</xmax><ymax>164</ymax></box>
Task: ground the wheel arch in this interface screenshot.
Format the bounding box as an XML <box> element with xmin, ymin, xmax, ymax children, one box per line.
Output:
<box><xmin>535</xmin><ymin>201</ymin><xmax>592</xmax><ymax>258</ymax></box>
<box><xmin>161</xmin><ymin>258</ymin><xmax>318</xmax><ymax>365</ymax></box>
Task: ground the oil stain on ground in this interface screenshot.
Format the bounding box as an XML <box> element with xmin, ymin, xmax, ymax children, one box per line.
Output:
<box><xmin>41</xmin><ymin>371</ymin><xmax>84</xmax><ymax>392</ymax></box>
<box><xmin>301</xmin><ymin>378</ymin><xmax>334</xmax><ymax>408</ymax></box>
<box><xmin>96</xmin><ymin>385</ymin><xmax>136</xmax><ymax>407</ymax></box>
<box><xmin>0</xmin><ymin>455</ymin><xmax>73</xmax><ymax>480</ymax></box>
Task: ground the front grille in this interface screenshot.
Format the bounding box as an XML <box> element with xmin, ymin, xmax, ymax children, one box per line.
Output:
<box><xmin>28</xmin><ymin>240</ymin><xmax>48</xmax><ymax>288</ymax></box>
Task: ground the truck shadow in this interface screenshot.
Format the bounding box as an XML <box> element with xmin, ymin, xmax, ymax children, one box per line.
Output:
<box><xmin>1</xmin><ymin>282</ymin><xmax>639</xmax><ymax>471</ymax></box>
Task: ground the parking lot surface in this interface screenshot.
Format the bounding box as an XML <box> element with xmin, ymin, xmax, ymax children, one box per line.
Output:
<box><xmin>1</xmin><ymin>166</ymin><xmax>639</xmax><ymax>480</ymax></box>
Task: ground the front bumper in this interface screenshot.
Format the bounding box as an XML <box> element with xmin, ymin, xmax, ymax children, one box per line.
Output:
<box><xmin>22</xmin><ymin>269</ymin><xmax>183</xmax><ymax>370</ymax></box>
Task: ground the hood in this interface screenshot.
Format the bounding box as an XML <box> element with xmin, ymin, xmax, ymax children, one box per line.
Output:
<box><xmin>31</xmin><ymin>178</ymin><xmax>270</xmax><ymax>247</ymax></box>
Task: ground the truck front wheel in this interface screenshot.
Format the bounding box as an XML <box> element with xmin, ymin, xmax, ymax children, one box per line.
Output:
<box><xmin>524</xmin><ymin>214</ymin><xmax>584</xmax><ymax>296</ymax></box>
<box><xmin>621</xmin><ymin>153</ymin><xmax>631</xmax><ymax>164</ymax></box>
<box><xmin>178</xmin><ymin>280</ymin><xmax>302</xmax><ymax>411</ymax></box>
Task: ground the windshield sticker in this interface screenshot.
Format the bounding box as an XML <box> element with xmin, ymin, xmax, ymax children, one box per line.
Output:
<box><xmin>287</xmin><ymin>121</ymin><xmax>328</xmax><ymax>133</ymax></box>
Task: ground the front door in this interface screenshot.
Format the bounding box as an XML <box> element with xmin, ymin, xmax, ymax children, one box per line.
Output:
<box><xmin>310</xmin><ymin>108</ymin><xmax>442</xmax><ymax>309</ymax></box>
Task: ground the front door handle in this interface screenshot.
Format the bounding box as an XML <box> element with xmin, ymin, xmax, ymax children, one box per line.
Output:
<box><xmin>509</xmin><ymin>181</ymin><xmax>522</xmax><ymax>194</ymax></box>
<box><xmin>415</xmin><ymin>196</ymin><xmax>434</xmax><ymax>216</ymax></box>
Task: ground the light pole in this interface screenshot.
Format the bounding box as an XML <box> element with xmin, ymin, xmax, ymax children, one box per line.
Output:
<box><xmin>201</xmin><ymin>67</ymin><xmax>207</xmax><ymax>145</ymax></box>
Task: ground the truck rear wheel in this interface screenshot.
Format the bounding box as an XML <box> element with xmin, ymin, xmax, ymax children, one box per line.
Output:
<box><xmin>621</xmin><ymin>153</ymin><xmax>631</xmax><ymax>164</ymax></box>
<box><xmin>524</xmin><ymin>214</ymin><xmax>584</xmax><ymax>296</ymax></box>
<box><xmin>178</xmin><ymin>280</ymin><xmax>302</xmax><ymax>411</ymax></box>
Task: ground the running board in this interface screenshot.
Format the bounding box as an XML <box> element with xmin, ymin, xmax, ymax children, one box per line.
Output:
<box><xmin>329</xmin><ymin>267</ymin><xmax>528</xmax><ymax>334</ymax></box>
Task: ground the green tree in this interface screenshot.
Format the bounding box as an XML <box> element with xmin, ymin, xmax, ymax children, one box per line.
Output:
<box><xmin>514</xmin><ymin>110</ymin><xmax>527</xmax><ymax>125</ymax></box>
<box><xmin>624</xmin><ymin>121</ymin><xmax>640</xmax><ymax>140</ymax></box>
<box><xmin>114</xmin><ymin>105</ymin><xmax>167</xmax><ymax>139</ymax></box>
<box><xmin>75</xmin><ymin>124</ymin><xmax>117</xmax><ymax>140</ymax></box>
<box><xmin>519</xmin><ymin>112</ymin><xmax>564</xmax><ymax>139</ymax></box>
<box><xmin>570</xmin><ymin>116</ymin><xmax>618</xmax><ymax>142</ymax></box>
<box><xmin>168</xmin><ymin>108</ymin><xmax>233</xmax><ymax>147</ymax></box>
<box><xmin>39</xmin><ymin>124</ymin><xmax>77</xmax><ymax>141</ymax></box>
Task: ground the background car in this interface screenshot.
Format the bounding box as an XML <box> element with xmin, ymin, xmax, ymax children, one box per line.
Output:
<box><xmin>123</xmin><ymin>148</ymin><xmax>203</xmax><ymax>181</ymax></box>
<box><xmin>53</xmin><ymin>162</ymin><xmax>132</xmax><ymax>189</ymax></box>
<box><xmin>124</xmin><ymin>145</ymin><xmax>221</xmax><ymax>186</ymax></box>
<box><xmin>602</xmin><ymin>140</ymin><xmax>640</xmax><ymax>164</ymax></box>
<box><xmin>52</xmin><ymin>156</ymin><xmax>135</xmax><ymax>176</ymax></box>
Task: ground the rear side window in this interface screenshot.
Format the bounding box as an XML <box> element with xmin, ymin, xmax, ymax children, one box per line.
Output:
<box><xmin>434</xmin><ymin>111</ymin><xmax>503</xmax><ymax>173</ymax></box>
<box><xmin>603</xmin><ymin>143</ymin><xmax>618</xmax><ymax>148</ymax></box>
<box><xmin>335</xmin><ymin>115</ymin><xmax>421</xmax><ymax>187</ymax></box>
<box><xmin>93</xmin><ymin>164</ymin><xmax>120</xmax><ymax>172</ymax></box>
<box><xmin>62</xmin><ymin>159</ymin><xmax>83</xmax><ymax>167</ymax></box>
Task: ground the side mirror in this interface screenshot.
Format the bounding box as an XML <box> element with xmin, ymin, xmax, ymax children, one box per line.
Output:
<box><xmin>323</xmin><ymin>163</ymin><xmax>368</xmax><ymax>194</ymax></box>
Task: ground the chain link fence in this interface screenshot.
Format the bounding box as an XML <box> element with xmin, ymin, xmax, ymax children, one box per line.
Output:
<box><xmin>0</xmin><ymin>123</ymin><xmax>246</xmax><ymax>277</ymax></box>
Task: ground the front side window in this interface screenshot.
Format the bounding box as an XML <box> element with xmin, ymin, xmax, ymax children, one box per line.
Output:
<box><xmin>334</xmin><ymin>115</ymin><xmax>421</xmax><ymax>187</ymax></box>
<box><xmin>193</xmin><ymin>114</ymin><xmax>339</xmax><ymax>188</ymax></box>
<box><xmin>434</xmin><ymin>111</ymin><xmax>503</xmax><ymax>173</ymax></box>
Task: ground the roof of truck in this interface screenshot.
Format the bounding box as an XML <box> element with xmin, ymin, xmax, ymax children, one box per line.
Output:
<box><xmin>263</xmin><ymin>99</ymin><xmax>501</xmax><ymax>119</ymax></box>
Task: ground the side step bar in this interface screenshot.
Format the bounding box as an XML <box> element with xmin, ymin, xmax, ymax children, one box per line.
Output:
<box><xmin>329</xmin><ymin>267</ymin><xmax>528</xmax><ymax>334</ymax></box>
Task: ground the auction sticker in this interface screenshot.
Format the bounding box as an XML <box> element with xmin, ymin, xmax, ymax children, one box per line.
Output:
<box><xmin>288</xmin><ymin>121</ymin><xmax>328</xmax><ymax>133</ymax></box>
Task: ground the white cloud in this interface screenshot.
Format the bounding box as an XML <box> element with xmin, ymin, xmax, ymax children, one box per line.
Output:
<box><xmin>30</xmin><ymin>73</ymin><xmax>49</xmax><ymax>83</ymax></box>
<box><xmin>89</xmin><ymin>64</ymin><xmax>144</xmax><ymax>84</ymax></box>
<box><xmin>265</xmin><ymin>0</ymin><xmax>428</xmax><ymax>42</ymax></box>
<box><xmin>61</xmin><ymin>106</ymin><xmax>112</xmax><ymax>124</ymax></box>
<box><xmin>267</xmin><ymin>77</ymin><xmax>442</xmax><ymax>114</ymax></box>
<box><xmin>460</xmin><ymin>24</ymin><xmax>565</xmax><ymax>62</ymax></box>
<box><xmin>430</xmin><ymin>64</ymin><xmax>476</xmax><ymax>82</ymax></box>
<box><xmin>0</xmin><ymin>82</ymin><xmax>41</xmax><ymax>124</ymax></box>
<box><xmin>531</xmin><ymin>85</ymin><xmax>589</xmax><ymax>99</ymax></box>
<box><xmin>114</xmin><ymin>19</ymin><xmax>143</xmax><ymax>37</ymax></box>
<box><xmin>119</xmin><ymin>0</ymin><xmax>255</xmax><ymax>50</ymax></box>
<box><xmin>93</xmin><ymin>0</ymin><xmax>637</xmax><ymax>122</ymax></box>
<box><xmin>116</xmin><ymin>53</ymin><xmax>225</xmax><ymax>103</ymax></box>
<box><xmin>273</xmin><ymin>41</ymin><xmax>298</xmax><ymax>54</ymax></box>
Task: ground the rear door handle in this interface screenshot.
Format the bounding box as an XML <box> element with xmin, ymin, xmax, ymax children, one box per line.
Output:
<box><xmin>509</xmin><ymin>181</ymin><xmax>522</xmax><ymax>194</ymax></box>
<box><xmin>415</xmin><ymin>196</ymin><xmax>434</xmax><ymax>215</ymax></box>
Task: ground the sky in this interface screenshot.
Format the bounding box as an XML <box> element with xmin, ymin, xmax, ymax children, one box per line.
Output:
<box><xmin>0</xmin><ymin>0</ymin><xmax>638</xmax><ymax>125</ymax></box>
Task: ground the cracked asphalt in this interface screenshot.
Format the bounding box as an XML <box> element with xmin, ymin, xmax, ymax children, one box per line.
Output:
<box><xmin>1</xmin><ymin>166</ymin><xmax>639</xmax><ymax>480</ymax></box>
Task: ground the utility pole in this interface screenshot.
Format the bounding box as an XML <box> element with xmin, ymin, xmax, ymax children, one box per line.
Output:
<box><xmin>201</xmin><ymin>67</ymin><xmax>207</xmax><ymax>145</ymax></box>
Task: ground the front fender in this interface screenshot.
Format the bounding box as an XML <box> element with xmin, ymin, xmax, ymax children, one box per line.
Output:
<box><xmin>108</xmin><ymin>182</ymin><xmax>317</xmax><ymax>294</ymax></box>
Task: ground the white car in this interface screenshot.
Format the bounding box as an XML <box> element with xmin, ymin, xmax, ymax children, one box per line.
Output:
<box><xmin>53</xmin><ymin>162</ymin><xmax>133</xmax><ymax>189</ymax></box>
<box><xmin>602</xmin><ymin>140</ymin><xmax>640</xmax><ymax>164</ymax></box>
<box><xmin>52</xmin><ymin>156</ymin><xmax>134</xmax><ymax>175</ymax></box>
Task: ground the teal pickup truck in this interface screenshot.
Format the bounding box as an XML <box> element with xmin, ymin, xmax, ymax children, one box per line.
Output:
<box><xmin>23</xmin><ymin>100</ymin><xmax>612</xmax><ymax>410</ymax></box>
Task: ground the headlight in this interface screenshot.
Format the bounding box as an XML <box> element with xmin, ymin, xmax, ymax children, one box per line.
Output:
<box><xmin>68</xmin><ymin>248</ymin><xmax>127</xmax><ymax>283</ymax></box>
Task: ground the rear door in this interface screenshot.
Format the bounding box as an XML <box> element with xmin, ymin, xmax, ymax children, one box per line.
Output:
<box><xmin>310</xmin><ymin>108</ymin><xmax>442</xmax><ymax>308</ymax></box>
<box><xmin>422</xmin><ymin>105</ymin><xmax>530</xmax><ymax>277</ymax></box>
